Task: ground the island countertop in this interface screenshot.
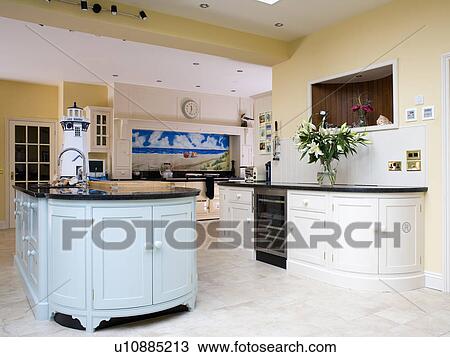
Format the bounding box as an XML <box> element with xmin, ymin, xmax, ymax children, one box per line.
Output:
<box><xmin>13</xmin><ymin>185</ymin><xmax>200</xmax><ymax>200</ymax></box>
<box><xmin>218</xmin><ymin>181</ymin><xmax>428</xmax><ymax>193</ymax></box>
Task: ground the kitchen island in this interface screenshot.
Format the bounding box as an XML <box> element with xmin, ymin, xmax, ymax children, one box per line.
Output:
<box><xmin>219</xmin><ymin>181</ymin><xmax>428</xmax><ymax>291</ymax></box>
<box><xmin>14</xmin><ymin>185</ymin><xmax>200</xmax><ymax>332</ymax></box>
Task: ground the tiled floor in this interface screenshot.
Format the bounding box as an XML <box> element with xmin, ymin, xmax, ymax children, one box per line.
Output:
<box><xmin>1</xmin><ymin>225</ymin><xmax>450</xmax><ymax>336</ymax></box>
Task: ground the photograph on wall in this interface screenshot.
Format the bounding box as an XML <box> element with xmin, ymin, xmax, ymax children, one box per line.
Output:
<box><xmin>258</xmin><ymin>111</ymin><xmax>272</xmax><ymax>154</ymax></box>
<box><xmin>132</xmin><ymin>129</ymin><xmax>230</xmax><ymax>171</ymax></box>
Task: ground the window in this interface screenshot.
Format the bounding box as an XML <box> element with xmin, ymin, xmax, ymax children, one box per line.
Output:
<box><xmin>95</xmin><ymin>114</ymin><xmax>108</xmax><ymax>147</ymax></box>
<box><xmin>75</xmin><ymin>126</ymin><xmax>81</xmax><ymax>137</ymax></box>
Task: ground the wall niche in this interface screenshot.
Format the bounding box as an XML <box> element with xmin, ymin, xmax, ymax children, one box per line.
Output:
<box><xmin>311</xmin><ymin>63</ymin><xmax>396</xmax><ymax>129</ymax></box>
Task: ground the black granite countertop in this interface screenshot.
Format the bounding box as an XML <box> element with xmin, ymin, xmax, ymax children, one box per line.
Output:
<box><xmin>218</xmin><ymin>181</ymin><xmax>428</xmax><ymax>193</ymax></box>
<box><xmin>13</xmin><ymin>185</ymin><xmax>200</xmax><ymax>200</ymax></box>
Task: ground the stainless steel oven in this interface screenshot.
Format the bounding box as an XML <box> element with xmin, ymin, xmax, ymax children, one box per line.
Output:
<box><xmin>254</xmin><ymin>187</ymin><xmax>287</xmax><ymax>269</ymax></box>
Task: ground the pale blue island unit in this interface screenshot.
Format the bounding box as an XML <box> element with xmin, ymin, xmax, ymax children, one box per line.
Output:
<box><xmin>13</xmin><ymin>185</ymin><xmax>200</xmax><ymax>332</ymax></box>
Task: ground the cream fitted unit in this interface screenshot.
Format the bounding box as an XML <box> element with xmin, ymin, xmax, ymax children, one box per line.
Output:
<box><xmin>287</xmin><ymin>191</ymin><xmax>424</xmax><ymax>291</ymax></box>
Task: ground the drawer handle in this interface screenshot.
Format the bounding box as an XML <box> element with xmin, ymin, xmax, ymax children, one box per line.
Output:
<box><xmin>154</xmin><ymin>241</ymin><xmax>163</xmax><ymax>249</ymax></box>
<box><xmin>236</xmin><ymin>194</ymin><xmax>242</xmax><ymax>199</ymax></box>
<box><xmin>303</xmin><ymin>199</ymin><xmax>309</xmax><ymax>207</ymax></box>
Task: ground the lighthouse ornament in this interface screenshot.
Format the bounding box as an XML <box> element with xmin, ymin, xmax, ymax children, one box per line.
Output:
<box><xmin>59</xmin><ymin>102</ymin><xmax>90</xmax><ymax>178</ymax></box>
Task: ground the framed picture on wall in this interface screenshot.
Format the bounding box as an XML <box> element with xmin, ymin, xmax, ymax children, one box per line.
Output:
<box><xmin>258</xmin><ymin>111</ymin><xmax>272</xmax><ymax>154</ymax></box>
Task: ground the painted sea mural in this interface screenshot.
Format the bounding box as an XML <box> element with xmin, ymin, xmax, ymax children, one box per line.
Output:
<box><xmin>132</xmin><ymin>129</ymin><xmax>230</xmax><ymax>171</ymax></box>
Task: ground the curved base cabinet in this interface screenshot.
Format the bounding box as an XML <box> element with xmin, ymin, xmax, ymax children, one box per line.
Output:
<box><xmin>14</xmin><ymin>190</ymin><xmax>198</xmax><ymax>333</ymax></box>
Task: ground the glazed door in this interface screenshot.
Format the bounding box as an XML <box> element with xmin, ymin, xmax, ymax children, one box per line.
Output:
<box><xmin>9</xmin><ymin>120</ymin><xmax>55</xmax><ymax>227</ymax></box>
<box><xmin>153</xmin><ymin>202</ymin><xmax>195</xmax><ymax>304</ymax></box>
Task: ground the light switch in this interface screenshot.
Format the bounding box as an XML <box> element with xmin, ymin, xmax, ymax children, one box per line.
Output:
<box><xmin>415</xmin><ymin>95</ymin><xmax>424</xmax><ymax>105</ymax></box>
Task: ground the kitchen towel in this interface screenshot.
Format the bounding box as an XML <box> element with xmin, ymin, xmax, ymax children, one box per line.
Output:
<box><xmin>205</xmin><ymin>176</ymin><xmax>215</xmax><ymax>200</ymax></box>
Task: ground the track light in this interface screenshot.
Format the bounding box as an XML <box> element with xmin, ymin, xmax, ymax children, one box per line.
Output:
<box><xmin>80</xmin><ymin>0</ymin><xmax>88</xmax><ymax>11</ymax></box>
<box><xmin>111</xmin><ymin>5</ymin><xmax>117</xmax><ymax>15</ymax></box>
<box><xmin>139</xmin><ymin>10</ymin><xmax>147</xmax><ymax>20</ymax></box>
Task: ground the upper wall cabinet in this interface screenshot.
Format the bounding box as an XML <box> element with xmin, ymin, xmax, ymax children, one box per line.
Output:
<box><xmin>85</xmin><ymin>107</ymin><xmax>112</xmax><ymax>152</ymax></box>
<box><xmin>309</xmin><ymin>61</ymin><xmax>397</xmax><ymax>131</ymax></box>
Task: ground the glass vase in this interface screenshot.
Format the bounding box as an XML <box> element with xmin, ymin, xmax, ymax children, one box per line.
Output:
<box><xmin>317</xmin><ymin>161</ymin><xmax>337</xmax><ymax>186</ymax></box>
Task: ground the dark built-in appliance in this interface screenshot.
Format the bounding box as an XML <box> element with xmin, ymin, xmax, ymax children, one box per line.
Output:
<box><xmin>254</xmin><ymin>187</ymin><xmax>287</xmax><ymax>269</ymax></box>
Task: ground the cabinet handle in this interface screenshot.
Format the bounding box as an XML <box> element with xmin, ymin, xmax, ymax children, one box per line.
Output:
<box><xmin>303</xmin><ymin>199</ymin><xmax>309</xmax><ymax>207</ymax></box>
<box><xmin>154</xmin><ymin>241</ymin><xmax>163</xmax><ymax>249</ymax></box>
<box><xmin>236</xmin><ymin>194</ymin><xmax>242</xmax><ymax>199</ymax></box>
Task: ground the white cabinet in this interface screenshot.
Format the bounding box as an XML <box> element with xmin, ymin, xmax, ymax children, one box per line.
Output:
<box><xmin>288</xmin><ymin>210</ymin><xmax>326</xmax><ymax>266</ymax></box>
<box><xmin>85</xmin><ymin>107</ymin><xmax>112</xmax><ymax>152</ymax></box>
<box><xmin>111</xmin><ymin>119</ymin><xmax>131</xmax><ymax>179</ymax></box>
<box><xmin>48</xmin><ymin>204</ymin><xmax>87</xmax><ymax>310</ymax></box>
<box><xmin>219</xmin><ymin>187</ymin><xmax>254</xmax><ymax>250</ymax></box>
<box><xmin>286</xmin><ymin>190</ymin><xmax>426</xmax><ymax>291</ymax></box>
<box><xmin>331</xmin><ymin>197</ymin><xmax>378</xmax><ymax>274</ymax></box>
<box><xmin>379</xmin><ymin>198</ymin><xmax>423</xmax><ymax>274</ymax></box>
<box><xmin>92</xmin><ymin>206</ymin><xmax>153</xmax><ymax>310</ymax></box>
<box><xmin>153</xmin><ymin>203</ymin><xmax>195</xmax><ymax>304</ymax></box>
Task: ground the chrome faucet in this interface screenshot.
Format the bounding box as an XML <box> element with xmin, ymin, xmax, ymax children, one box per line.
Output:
<box><xmin>57</xmin><ymin>147</ymin><xmax>87</xmax><ymax>187</ymax></box>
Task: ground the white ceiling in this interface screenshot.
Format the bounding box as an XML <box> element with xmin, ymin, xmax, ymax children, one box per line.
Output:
<box><xmin>0</xmin><ymin>17</ymin><xmax>271</xmax><ymax>97</ymax></box>
<box><xmin>121</xmin><ymin>0</ymin><xmax>391</xmax><ymax>41</ymax></box>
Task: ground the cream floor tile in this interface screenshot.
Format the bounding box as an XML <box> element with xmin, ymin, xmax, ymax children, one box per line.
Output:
<box><xmin>1</xmin><ymin>227</ymin><xmax>450</xmax><ymax>337</ymax></box>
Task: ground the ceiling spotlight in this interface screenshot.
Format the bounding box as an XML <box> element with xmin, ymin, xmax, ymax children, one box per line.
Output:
<box><xmin>111</xmin><ymin>5</ymin><xmax>117</xmax><ymax>15</ymax></box>
<box><xmin>139</xmin><ymin>10</ymin><xmax>148</xmax><ymax>20</ymax></box>
<box><xmin>199</xmin><ymin>3</ymin><xmax>210</xmax><ymax>8</ymax></box>
<box><xmin>81</xmin><ymin>0</ymin><xmax>88</xmax><ymax>11</ymax></box>
<box><xmin>92</xmin><ymin>3</ymin><xmax>102</xmax><ymax>13</ymax></box>
<box><xmin>274</xmin><ymin>22</ymin><xmax>284</xmax><ymax>27</ymax></box>
<box><xmin>193</xmin><ymin>62</ymin><xmax>200</xmax><ymax>66</ymax></box>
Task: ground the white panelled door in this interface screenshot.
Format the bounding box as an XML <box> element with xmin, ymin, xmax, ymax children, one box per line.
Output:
<box><xmin>92</xmin><ymin>206</ymin><xmax>153</xmax><ymax>310</ymax></box>
<box><xmin>331</xmin><ymin>197</ymin><xmax>379</xmax><ymax>274</ymax></box>
<box><xmin>153</xmin><ymin>203</ymin><xmax>195</xmax><ymax>304</ymax></box>
<box><xmin>379</xmin><ymin>198</ymin><xmax>423</xmax><ymax>274</ymax></box>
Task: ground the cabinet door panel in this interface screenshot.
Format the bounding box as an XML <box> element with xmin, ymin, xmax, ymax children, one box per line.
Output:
<box><xmin>93</xmin><ymin>206</ymin><xmax>152</xmax><ymax>310</ymax></box>
<box><xmin>49</xmin><ymin>206</ymin><xmax>86</xmax><ymax>309</ymax></box>
<box><xmin>153</xmin><ymin>203</ymin><xmax>195</xmax><ymax>304</ymax></box>
<box><xmin>230</xmin><ymin>204</ymin><xmax>253</xmax><ymax>247</ymax></box>
<box><xmin>379</xmin><ymin>198</ymin><xmax>423</xmax><ymax>274</ymax></box>
<box><xmin>288</xmin><ymin>210</ymin><xmax>325</xmax><ymax>266</ymax></box>
<box><xmin>332</xmin><ymin>197</ymin><xmax>378</xmax><ymax>274</ymax></box>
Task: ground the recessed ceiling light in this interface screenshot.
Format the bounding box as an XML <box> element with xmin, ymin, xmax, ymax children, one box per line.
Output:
<box><xmin>139</xmin><ymin>10</ymin><xmax>148</xmax><ymax>20</ymax></box>
<box><xmin>237</xmin><ymin>69</ymin><xmax>244</xmax><ymax>73</ymax></box>
<box><xmin>199</xmin><ymin>3</ymin><xmax>210</xmax><ymax>8</ymax></box>
<box><xmin>112</xmin><ymin>74</ymin><xmax>119</xmax><ymax>77</ymax></box>
<box><xmin>195</xmin><ymin>85</ymin><xmax>201</xmax><ymax>88</ymax></box>
<box><xmin>231</xmin><ymin>89</ymin><xmax>237</xmax><ymax>93</ymax></box>
<box><xmin>256</xmin><ymin>0</ymin><xmax>281</xmax><ymax>4</ymax></box>
<box><xmin>274</xmin><ymin>22</ymin><xmax>284</xmax><ymax>27</ymax></box>
<box><xmin>193</xmin><ymin>62</ymin><xmax>200</xmax><ymax>66</ymax></box>
<box><xmin>156</xmin><ymin>80</ymin><xmax>163</xmax><ymax>83</ymax></box>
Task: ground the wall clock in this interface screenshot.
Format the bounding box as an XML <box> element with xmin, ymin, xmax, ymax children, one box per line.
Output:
<box><xmin>181</xmin><ymin>99</ymin><xmax>200</xmax><ymax>119</ymax></box>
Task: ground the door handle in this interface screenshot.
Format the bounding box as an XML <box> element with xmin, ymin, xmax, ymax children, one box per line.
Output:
<box><xmin>154</xmin><ymin>241</ymin><xmax>163</xmax><ymax>249</ymax></box>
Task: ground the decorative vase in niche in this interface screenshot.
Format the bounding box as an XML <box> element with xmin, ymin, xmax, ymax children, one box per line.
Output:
<box><xmin>317</xmin><ymin>161</ymin><xmax>337</xmax><ymax>185</ymax></box>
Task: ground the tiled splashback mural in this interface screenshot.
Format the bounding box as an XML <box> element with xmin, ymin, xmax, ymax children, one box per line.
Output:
<box><xmin>132</xmin><ymin>129</ymin><xmax>230</xmax><ymax>171</ymax></box>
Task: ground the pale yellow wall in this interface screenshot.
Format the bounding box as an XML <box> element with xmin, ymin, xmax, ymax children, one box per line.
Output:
<box><xmin>0</xmin><ymin>80</ymin><xmax>59</xmax><ymax>222</ymax></box>
<box><xmin>60</xmin><ymin>81</ymin><xmax>109</xmax><ymax>115</ymax></box>
<box><xmin>273</xmin><ymin>0</ymin><xmax>449</xmax><ymax>273</ymax></box>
